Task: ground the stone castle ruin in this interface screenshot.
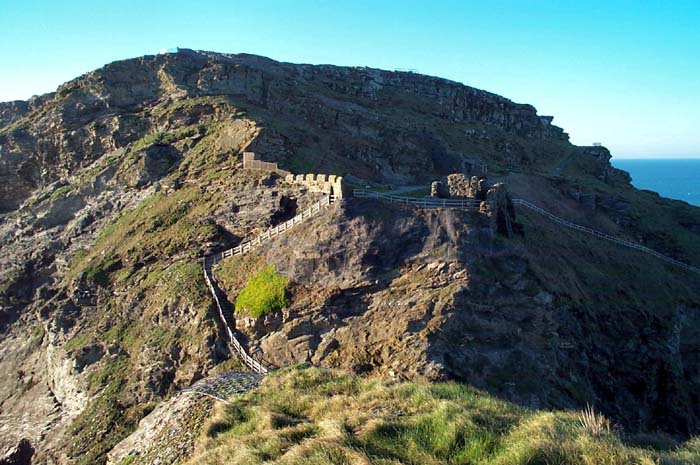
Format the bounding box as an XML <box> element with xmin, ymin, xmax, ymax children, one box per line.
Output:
<box><xmin>242</xmin><ymin>151</ymin><xmax>343</xmax><ymax>199</ymax></box>
<box><xmin>284</xmin><ymin>173</ymin><xmax>343</xmax><ymax>200</ymax></box>
<box><xmin>431</xmin><ymin>171</ymin><xmax>517</xmax><ymax>238</ymax></box>
<box><xmin>431</xmin><ymin>156</ymin><xmax>488</xmax><ymax>200</ymax></box>
<box><xmin>446</xmin><ymin>173</ymin><xmax>488</xmax><ymax>199</ymax></box>
<box><xmin>430</xmin><ymin>173</ymin><xmax>487</xmax><ymax>200</ymax></box>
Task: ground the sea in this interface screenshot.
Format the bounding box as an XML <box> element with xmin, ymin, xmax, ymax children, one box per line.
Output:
<box><xmin>611</xmin><ymin>158</ymin><xmax>700</xmax><ymax>207</ymax></box>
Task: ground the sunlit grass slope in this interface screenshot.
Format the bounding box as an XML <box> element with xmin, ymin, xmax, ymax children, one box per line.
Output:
<box><xmin>186</xmin><ymin>366</ymin><xmax>699</xmax><ymax>465</ymax></box>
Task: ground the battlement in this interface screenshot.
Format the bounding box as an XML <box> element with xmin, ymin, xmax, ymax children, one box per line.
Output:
<box><xmin>241</xmin><ymin>151</ymin><xmax>343</xmax><ymax>199</ymax></box>
<box><xmin>285</xmin><ymin>173</ymin><xmax>343</xmax><ymax>199</ymax></box>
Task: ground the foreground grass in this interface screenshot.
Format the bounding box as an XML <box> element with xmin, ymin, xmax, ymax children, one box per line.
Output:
<box><xmin>186</xmin><ymin>366</ymin><xmax>699</xmax><ymax>465</ymax></box>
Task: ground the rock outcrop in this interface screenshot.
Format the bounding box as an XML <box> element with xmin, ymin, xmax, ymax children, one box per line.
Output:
<box><xmin>0</xmin><ymin>439</ymin><xmax>34</xmax><ymax>465</ymax></box>
<box><xmin>106</xmin><ymin>393</ymin><xmax>212</xmax><ymax>465</ymax></box>
<box><xmin>0</xmin><ymin>48</ymin><xmax>577</xmax><ymax>214</ymax></box>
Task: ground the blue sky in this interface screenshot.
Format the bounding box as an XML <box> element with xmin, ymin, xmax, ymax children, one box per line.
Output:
<box><xmin>1</xmin><ymin>1</ymin><xmax>698</xmax><ymax>158</ymax></box>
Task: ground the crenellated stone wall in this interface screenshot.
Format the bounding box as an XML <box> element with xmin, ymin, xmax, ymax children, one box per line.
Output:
<box><xmin>285</xmin><ymin>173</ymin><xmax>344</xmax><ymax>199</ymax></box>
<box><xmin>242</xmin><ymin>152</ymin><xmax>343</xmax><ymax>199</ymax></box>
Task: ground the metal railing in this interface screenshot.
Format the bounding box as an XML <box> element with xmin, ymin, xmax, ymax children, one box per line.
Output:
<box><xmin>513</xmin><ymin>199</ymin><xmax>700</xmax><ymax>275</ymax></box>
<box><xmin>353</xmin><ymin>189</ymin><xmax>485</xmax><ymax>210</ymax></box>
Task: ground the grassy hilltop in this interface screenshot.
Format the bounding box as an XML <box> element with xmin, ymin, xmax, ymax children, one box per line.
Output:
<box><xmin>187</xmin><ymin>366</ymin><xmax>700</xmax><ymax>465</ymax></box>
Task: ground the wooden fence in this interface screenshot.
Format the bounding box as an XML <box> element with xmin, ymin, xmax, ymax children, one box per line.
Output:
<box><xmin>512</xmin><ymin>199</ymin><xmax>700</xmax><ymax>275</ymax></box>
<box><xmin>202</xmin><ymin>194</ymin><xmax>337</xmax><ymax>374</ymax></box>
<box><xmin>353</xmin><ymin>189</ymin><xmax>486</xmax><ymax>210</ymax></box>
<box><xmin>203</xmin><ymin>260</ymin><xmax>271</xmax><ymax>374</ymax></box>
<box><xmin>211</xmin><ymin>195</ymin><xmax>334</xmax><ymax>265</ymax></box>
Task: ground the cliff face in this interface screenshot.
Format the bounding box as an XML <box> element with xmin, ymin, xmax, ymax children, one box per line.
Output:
<box><xmin>1</xmin><ymin>49</ymin><xmax>699</xmax><ymax>463</ymax></box>
<box><xmin>0</xmin><ymin>48</ymin><xmax>578</xmax><ymax>214</ymax></box>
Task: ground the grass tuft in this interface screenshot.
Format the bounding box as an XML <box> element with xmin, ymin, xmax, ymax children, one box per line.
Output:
<box><xmin>578</xmin><ymin>404</ymin><xmax>613</xmax><ymax>437</ymax></box>
<box><xmin>235</xmin><ymin>265</ymin><xmax>288</xmax><ymax>318</ymax></box>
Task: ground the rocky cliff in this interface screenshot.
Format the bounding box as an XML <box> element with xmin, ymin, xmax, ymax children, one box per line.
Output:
<box><xmin>0</xmin><ymin>48</ymin><xmax>581</xmax><ymax>214</ymax></box>
<box><xmin>0</xmin><ymin>49</ymin><xmax>699</xmax><ymax>464</ymax></box>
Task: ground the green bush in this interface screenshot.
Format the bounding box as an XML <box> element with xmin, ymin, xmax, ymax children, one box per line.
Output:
<box><xmin>235</xmin><ymin>265</ymin><xmax>288</xmax><ymax>318</ymax></box>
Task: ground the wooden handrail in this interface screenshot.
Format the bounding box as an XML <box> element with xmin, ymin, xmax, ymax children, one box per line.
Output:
<box><xmin>201</xmin><ymin>195</ymin><xmax>337</xmax><ymax>374</ymax></box>
<box><xmin>512</xmin><ymin>199</ymin><xmax>700</xmax><ymax>275</ymax></box>
<box><xmin>353</xmin><ymin>189</ymin><xmax>486</xmax><ymax>210</ymax></box>
<box><xmin>352</xmin><ymin>189</ymin><xmax>698</xmax><ymax>275</ymax></box>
